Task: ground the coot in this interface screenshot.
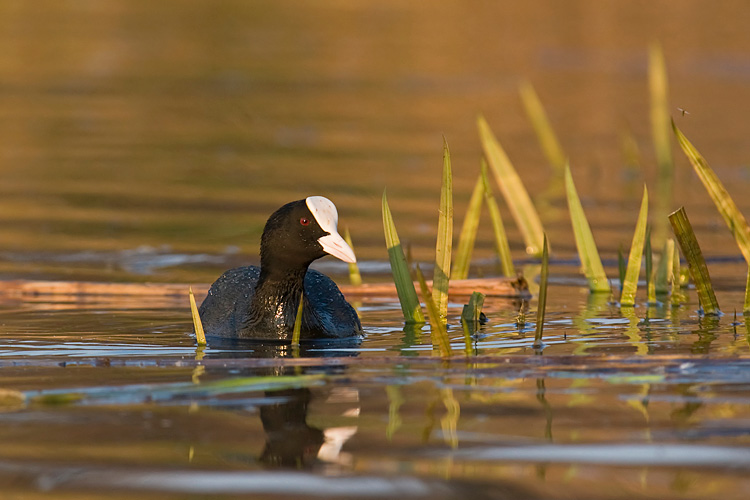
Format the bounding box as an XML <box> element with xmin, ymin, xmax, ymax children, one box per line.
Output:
<box><xmin>199</xmin><ymin>196</ymin><xmax>362</xmax><ymax>340</ymax></box>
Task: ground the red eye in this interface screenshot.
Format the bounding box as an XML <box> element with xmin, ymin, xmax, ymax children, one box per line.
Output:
<box><xmin>300</xmin><ymin>217</ymin><xmax>310</xmax><ymax>226</ymax></box>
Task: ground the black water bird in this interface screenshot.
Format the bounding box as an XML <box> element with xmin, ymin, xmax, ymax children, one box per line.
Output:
<box><xmin>199</xmin><ymin>196</ymin><xmax>362</xmax><ymax>341</ymax></box>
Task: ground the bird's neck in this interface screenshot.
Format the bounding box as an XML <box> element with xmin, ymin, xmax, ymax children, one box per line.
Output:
<box><xmin>246</xmin><ymin>266</ymin><xmax>308</xmax><ymax>337</ymax></box>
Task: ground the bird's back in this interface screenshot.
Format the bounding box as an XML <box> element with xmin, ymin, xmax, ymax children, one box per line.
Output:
<box><xmin>199</xmin><ymin>266</ymin><xmax>261</xmax><ymax>338</ymax></box>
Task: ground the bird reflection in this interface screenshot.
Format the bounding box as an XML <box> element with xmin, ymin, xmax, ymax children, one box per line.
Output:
<box><xmin>200</xmin><ymin>337</ymin><xmax>360</xmax><ymax>469</ymax></box>
<box><xmin>259</xmin><ymin>388</ymin><xmax>324</xmax><ymax>468</ymax></box>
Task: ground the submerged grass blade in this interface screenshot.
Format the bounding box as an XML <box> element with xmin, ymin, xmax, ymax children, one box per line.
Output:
<box><xmin>519</xmin><ymin>81</ymin><xmax>566</xmax><ymax>173</ymax></box>
<box><xmin>669</xmin><ymin>207</ymin><xmax>720</xmax><ymax>315</ymax></box>
<box><xmin>534</xmin><ymin>234</ymin><xmax>549</xmax><ymax>348</ymax></box>
<box><xmin>478</xmin><ymin>115</ymin><xmax>547</xmax><ymax>257</ymax></box>
<box><xmin>620</xmin><ymin>186</ymin><xmax>649</xmax><ymax>307</ymax></box>
<box><xmin>189</xmin><ymin>374</ymin><xmax>325</xmax><ymax>393</ymax></box>
<box><xmin>382</xmin><ymin>191</ymin><xmax>425</xmax><ymax>324</ymax></box>
<box><xmin>673</xmin><ymin>121</ymin><xmax>750</xmax><ymax>264</ymax></box>
<box><xmin>453</xmin><ymin>171</ymin><xmax>484</xmax><ymax>280</ymax></box>
<box><xmin>343</xmin><ymin>227</ymin><xmax>362</xmax><ymax>286</ymax></box>
<box><xmin>189</xmin><ymin>287</ymin><xmax>207</xmax><ymax>346</ymax></box>
<box><xmin>434</xmin><ymin>139</ymin><xmax>453</xmax><ymax>321</ymax></box>
<box><xmin>564</xmin><ymin>164</ymin><xmax>610</xmax><ymax>293</ymax></box>
<box><xmin>415</xmin><ymin>265</ymin><xmax>452</xmax><ymax>357</ymax></box>
<box><xmin>292</xmin><ymin>292</ymin><xmax>304</xmax><ymax>345</ymax></box>
<box><xmin>482</xmin><ymin>161</ymin><xmax>515</xmax><ymax>277</ymax></box>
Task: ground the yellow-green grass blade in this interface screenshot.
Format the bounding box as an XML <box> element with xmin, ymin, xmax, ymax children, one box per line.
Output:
<box><xmin>453</xmin><ymin>171</ymin><xmax>484</xmax><ymax>280</ymax></box>
<box><xmin>382</xmin><ymin>190</ymin><xmax>425</xmax><ymax>324</ymax></box>
<box><xmin>673</xmin><ymin>121</ymin><xmax>750</xmax><ymax>264</ymax></box>
<box><xmin>343</xmin><ymin>227</ymin><xmax>362</xmax><ymax>286</ymax></box>
<box><xmin>645</xmin><ymin>226</ymin><xmax>656</xmax><ymax>304</ymax></box>
<box><xmin>461</xmin><ymin>291</ymin><xmax>485</xmax><ymax>355</ymax></box>
<box><xmin>655</xmin><ymin>238</ymin><xmax>674</xmax><ymax>295</ymax></box>
<box><xmin>461</xmin><ymin>320</ymin><xmax>473</xmax><ymax>356</ymax></box>
<box><xmin>434</xmin><ymin>139</ymin><xmax>453</xmax><ymax>321</ymax></box>
<box><xmin>461</xmin><ymin>292</ymin><xmax>484</xmax><ymax>355</ymax></box>
<box><xmin>415</xmin><ymin>265</ymin><xmax>452</xmax><ymax>357</ymax></box>
<box><xmin>292</xmin><ymin>292</ymin><xmax>304</xmax><ymax>345</ymax></box>
<box><xmin>617</xmin><ymin>245</ymin><xmax>626</xmax><ymax>293</ymax></box>
<box><xmin>620</xmin><ymin>186</ymin><xmax>649</xmax><ymax>307</ymax></box>
<box><xmin>461</xmin><ymin>291</ymin><xmax>485</xmax><ymax>326</ymax></box>
<box><xmin>669</xmin><ymin>207</ymin><xmax>720</xmax><ymax>315</ymax></box>
<box><xmin>671</xmin><ymin>241</ymin><xmax>684</xmax><ymax>306</ymax></box>
<box><xmin>481</xmin><ymin>161</ymin><xmax>515</xmax><ymax>277</ymax></box>
<box><xmin>564</xmin><ymin>164</ymin><xmax>610</xmax><ymax>293</ymax></box>
<box><xmin>533</xmin><ymin>234</ymin><xmax>549</xmax><ymax>348</ymax></box>
<box><xmin>189</xmin><ymin>287</ymin><xmax>207</xmax><ymax>346</ymax></box>
<box><xmin>515</xmin><ymin>301</ymin><xmax>527</xmax><ymax>330</ymax></box>
<box><xmin>745</xmin><ymin>267</ymin><xmax>750</xmax><ymax>313</ymax></box>
<box><xmin>519</xmin><ymin>81</ymin><xmax>566</xmax><ymax>173</ymax></box>
<box><xmin>478</xmin><ymin>115</ymin><xmax>547</xmax><ymax>257</ymax></box>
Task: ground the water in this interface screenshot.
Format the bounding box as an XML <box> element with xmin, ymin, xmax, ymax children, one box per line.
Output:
<box><xmin>2</xmin><ymin>1</ymin><xmax>750</xmax><ymax>498</ymax></box>
<box><xmin>1</xmin><ymin>293</ymin><xmax>750</xmax><ymax>499</ymax></box>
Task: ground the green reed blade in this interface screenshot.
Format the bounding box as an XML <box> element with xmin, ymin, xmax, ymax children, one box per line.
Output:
<box><xmin>189</xmin><ymin>287</ymin><xmax>207</xmax><ymax>346</ymax></box>
<box><xmin>292</xmin><ymin>291</ymin><xmax>304</xmax><ymax>345</ymax></box>
<box><xmin>645</xmin><ymin>226</ymin><xmax>656</xmax><ymax>304</ymax></box>
<box><xmin>564</xmin><ymin>164</ymin><xmax>610</xmax><ymax>293</ymax></box>
<box><xmin>416</xmin><ymin>264</ymin><xmax>452</xmax><ymax>357</ymax></box>
<box><xmin>453</xmin><ymin>171</ymin><xmax>484</xmax><ymax>280</ymax></box>
<box><xmin>481</xmin><ymin>161</ymin><xmax>515</xmax><ymax>277</ymax></box>
<box><xmin>671</xmin><ymin>241</ymin><xmax>683</xmax><ymax>306</ymax></box>
<box><xmin>461</xmin><ymin>320</ymin><xmax>473</xmax><ymax>356</ymax></box>
<box><xmin>655</xmin><ymin>238</ymin><xmax>674</xmax><ymax>295</ymax></box>
<box><xmin>745</xmin><ymin>267</ymin><xmax>750</xmax><ymax>313</ymax></box>
<box><xmin>461</xmin><ymin>291</ymin><xmax>485</xmax><ymax>354</ymax></box>
<box><xmin>618</xmin><ymin>245</ymin><xmax>626</xmax><ymax>293</ymax></box>
<box><xmin>461</xmin><ymin>291</ymin><xmax>485</xmax><ymax>325</ymax></box>
<box><xmin>620</xmin><ymin>186</ymin><xmax>649</xmax><ymax>307</ymax></box>
<box><xmin>673</xmin><ymin>121</ymin><xmax>750</xmax><ymax>264</ymax></box>
<box><xmin>669</xmin><ymin>207</ymin><xmax>720</xmax><ymax>315</ymax></box>
<box><xmin>382</xmin><ymin>190</ymin><xmax>425</xmax><ymax>324</ymax></box>
<box><xmin>434</xmin><ymin>139</ymin><xmax>453</xmax><ymax>321</ymax></box>
<box><xmin>519</xmin><ymin>81</ymin><xmax>566</xmax><ymax>173</ymax></box>
<box><xmin>343</xmin><ymin>227</ymin><xmax>362</xmax><ymax>286</ymax></box>
<box><xmin>533</xmin><ymin>234</ymin><xmax>549</xmax><ymax>348</ymax></box>
<box><xmin>478</xmin><ymin>115</ymin><xmax>547</xmax><ymax>257</ymax></box>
